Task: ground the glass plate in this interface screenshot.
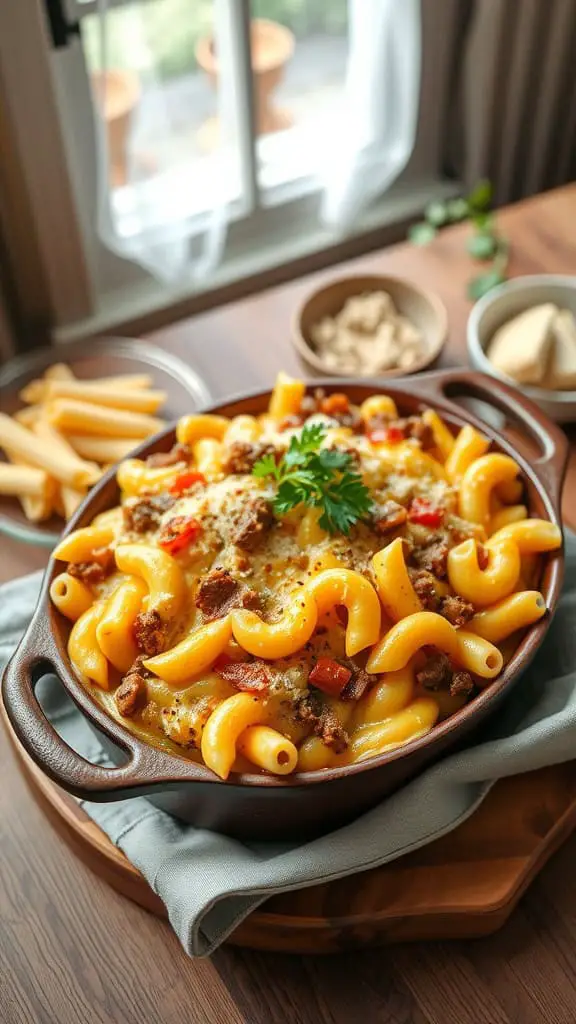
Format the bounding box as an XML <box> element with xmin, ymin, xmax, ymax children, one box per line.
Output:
<box><xmin>0</xmin><ymin>337</ymin><xmax>211</xmax><ymax>548</ymax></box>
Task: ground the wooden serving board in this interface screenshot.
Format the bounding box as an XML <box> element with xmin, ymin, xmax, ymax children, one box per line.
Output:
<box><xmin>4</xmin><ymin>705</ymin><xmax>576</xmax><ymax>954</ymax></box>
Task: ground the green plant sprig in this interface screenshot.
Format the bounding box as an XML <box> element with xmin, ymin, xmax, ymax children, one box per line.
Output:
<box><xmin>252</xmin><ymin>423</ymin><xmax>373</xmax><ymax>536</ymax></box>
<box><xmin>408</xmin><ymin>180</ymin><xmax>509</xmax><ymax>299</ymax></box>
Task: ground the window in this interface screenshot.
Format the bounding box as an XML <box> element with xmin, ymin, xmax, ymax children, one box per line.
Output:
<box><xmin>0</xmin><ymin>0</ymin><xmax>461</xmax><ymax>340</ymax></box>
<box><xmin>79</xmin><ymin>0</ymin><xmax>350</xmax><ymax>221</ymax></box>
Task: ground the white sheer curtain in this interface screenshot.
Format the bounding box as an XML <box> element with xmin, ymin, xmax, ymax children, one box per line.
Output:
<box><xmin>92</xmin><ymin>0</ymin><xmax>421</xmax><ymax>286</ymax></box>
<box><xmin>321</xmin><ymin>0</ymin><xmax>421</xmax><ymax>227</ymax></box>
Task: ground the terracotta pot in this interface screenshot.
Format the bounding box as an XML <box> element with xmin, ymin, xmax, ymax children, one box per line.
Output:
<box><xmin>91</xmin><ymin>70</ymin><xmax>141</xmax><ymax>187</ymax></box>
<box><xmin>196</xmin><ymin>18</ymin><xmax>294</xmax><ymax>136</ymax></box>
<box><xmin>1</xmin><ymin>371</ymin><xmax>568</xmax><ymax>840</ymax></box>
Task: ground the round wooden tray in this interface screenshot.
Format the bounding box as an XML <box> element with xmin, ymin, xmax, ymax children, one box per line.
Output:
<box><xmin>3</xmin><ymin>704</ymin><xmax>576</xmax><ymax>953</ymax></box>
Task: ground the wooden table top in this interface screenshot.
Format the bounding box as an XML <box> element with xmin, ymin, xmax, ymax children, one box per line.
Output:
<box><xmin>2</xmin><ymin>184</ymin><xmax>576</xmax><ymax>1023</ymax></box>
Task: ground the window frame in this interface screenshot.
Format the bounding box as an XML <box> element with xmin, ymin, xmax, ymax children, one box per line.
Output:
<box><xmin>0</xmin><ymin>0</ymin><xmax>462</xmax><ymax>346</ymax></box>
<box><xmin>0</xmin><ymin>0</ymin><xmax>93</xmax><ymax>335</ymax></box>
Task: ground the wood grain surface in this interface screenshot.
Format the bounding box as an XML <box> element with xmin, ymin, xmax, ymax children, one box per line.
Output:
<box><xmin>2</xmin><ymin>185</ymin><xmax>576</xmax><ymax>1023</ymax></box>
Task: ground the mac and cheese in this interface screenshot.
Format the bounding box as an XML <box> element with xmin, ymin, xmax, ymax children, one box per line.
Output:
<box><xmin>50</xmin><ymin>374</ymin><xmax>561</xmax><ymax>779</ymax></box>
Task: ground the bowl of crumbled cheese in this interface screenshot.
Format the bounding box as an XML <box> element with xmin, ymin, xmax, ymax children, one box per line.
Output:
<box><xmin>292</xmin><ymin>274</ymin><xmax>448</xmax><ymax>378</ymax></box>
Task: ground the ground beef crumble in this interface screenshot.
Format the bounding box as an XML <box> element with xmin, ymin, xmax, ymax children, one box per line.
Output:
<box><xmin>223</xmin><ymin>441</ymin><xmax>279</xmax><ymax>475</ymax></box>
<box><xmin>372</xmin><ymin>499</ymin><xmax>408</xmax><ymax>536</ymax></box>
<box><xmin>133</xmin><ymin>609</ymin><xmax>167</xmax><ymax>656</ymax></box>
<box><xmin>115</xmin><ymin>657</ymin><xmax>148</xmax><ymax>717</ymax></box>
<box><xmin>294</xmin><ymin>692</ymin><xmax>349</xmax><ymax>753</ymax></box>
<box><xmin>450</xmin><ymin>671</ymin><xmax>475</xmax><ymax>697</ymax></box>
<box><xmin>416</xmin><ymin>652</ymin><xmax>452</xmax><ymax>690</ymax></box>
<box><xmin>416</xmin><ymin>651</ymin><xmax>474</xmax><ymax>699</ymax></box>
<box><xmin>217</xmin><ymin>660</ymin><xmax>271</xmax><ymax>692</ymax></box>
<box><xmin>408</xmin><ymin>571</ymin><xmax>475</xmax><ymax>627</ymax></box>
<box><xmin>232</xmin><ymin>497</ymin><xmax>275</xmax><ymax>550</ymax></box>
<box><xmin>123</xmin><ymin>493</ymin><xmax>175</xmax><ymax>533</ymax></box>
<box><xmin>279</xmin><ymin>389</ymin><xmax>363</xmax><ymax>432</ymax></box>
<box><xmin>196</xmin><ymin>567</ymin><xmax>259</xmax><ymax>620</ymax></box>
<box><xmin>394</xmin><ymin>415</ymin><xmax>434</xmax><ymax>449</ymax></box>
<box><xmin>67</xmin><ymin>546</ymin><xmax>114</xmax><ymax>584</ymax></box>
<box><xmin>340</xmin><ymin>668</ymin><xmax>376</xmax><ymax>702</ymax></box>
<box><xmin>318</xmin><ymin>392</ymin><xmax>363</xmax><ymax>431</ymax></box>
<box><xmin>409</xmin><ymin>569</ymin><xmax>440</xmax><ymax>610</ymax></box>
<box><xmin>366</xmin><ymin>413</ymin><xmax>433</xmax><ymax>448</ymax></box>
<box><xmin>411</xmin><ymin>539</ymin><xmax>449</xmax><ymax>578</ymax></box>
<box><xmin>440</xmin><ymin>594</ymin><xmax>475</xmax><ymax>627</ymax></box>
<box><xmin>145</xmin><ymin>442</ymin><xmax>191</xmax><ymax>468</ymax></box>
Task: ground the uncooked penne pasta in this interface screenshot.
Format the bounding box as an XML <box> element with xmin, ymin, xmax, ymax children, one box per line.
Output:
<box><xmin>0</xmin><ymin>413</ymin><xmax>100</xmax><ymax>489</ymax></box>
<box><xmin>20</xmin><ymin>366</ymin><xmax>74</xmax><ymax>403</ymax></box>
<box><xmin>34</xmin><ymin>416</ymin><xmax>82</xmax><ymax>457</ymax></box>
<box><xmin>44</xmin><ymin>363</ymin><xmax>75</xmax><ymax>381</ymax></box>
<box><xmin>0</xmin><ymin>462</ymin><xmax>49</xmax><ymax>498</ymax></box>
<box><xmin>34</xmin><ymin>421</ymin><xmax>88</xmax><ymax>521</ymax></box>
<box><xmin>3</xmin><ymin>448</ymin><xmax>55</xmax><ymax>522</ymax></box>
<box><xmin>61</xmin><ymin>486</ymin><xmax>86</xmax><ymax>519</ymax></box>
<box><xmin>47</xmin><ymin>399</ymin><xmax>164</xmax><ymax>439</ymax></box>
<box><xmin>21</xmin><ymin>371</ymin><xmax>153</xmax><ymax>404</ymax></box>
<box><xmin>45</xmin><ymin>380</ymin><xmax>166</xmax><ymax>414</ymax></box>
<box><xmin>65</xmin><ymin>435</ymin><xmax>139</xmax><ymax>463</ymax></box>
<box><xmin>99</xmin><ymin>374</ymin><xmax>153</xmax><ymax>389</ymax></box>
<box><xmin>14</xmin><ymin>405</ymin><xmax>42</xmax><ymax>428</ymax></box>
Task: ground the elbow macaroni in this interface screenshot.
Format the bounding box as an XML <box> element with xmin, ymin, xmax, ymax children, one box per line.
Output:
<box><xmin>51</xmin><ymin>377</ymin><xmax>562</xmax><ymax>780</ymax></box>
<box><xmin>114</xmin><ymin>544</ymin><xmax>186</xmax><ymax>623</ymax></box>
<box><xmin>96</xmin><ymin>576</ymin><xmax>147</xmax><ymax>673</ymax></box>
<box><xmin>372</xmin><ymin>538</ymin><xmax>421</xmax><ymax>621</ymax></box>
<box><xmin>447</xmin><ymin>537</ymin><xmax>520</xmax><ymax>606</ymax></box>
<box><xmin>68</xmin><ymin>601</ymin><xmax>109</xmax><ymax>689</ymax></box>
<box><xmin>366</xmin><ymin>611</ymin><xmax>503</xmax><ymax>679</ymax></box>
<box><xmin>445</xmin><ymin>424</ymin><xmax>490</xmax><ymax>483</ymax></box>
<box><xmin>50</xmin><ymin>572</ymin><xmax>93</xmax><ymax>622</ymax></box>
<box><xmin>201</xmin><ymin>693</ymin><xmax>268</xmax><ymax>780</ymax></box>
<box><xmin>459</xmin><ymin>453</ymin><xmax>521</xmax><ymax>528</ymax></box>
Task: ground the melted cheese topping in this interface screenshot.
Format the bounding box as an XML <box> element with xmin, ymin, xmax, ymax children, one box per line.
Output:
<box><xmin>66</xmin><ymin>399</ymin><xmax>513</xmax><ymax>772</ymax></box>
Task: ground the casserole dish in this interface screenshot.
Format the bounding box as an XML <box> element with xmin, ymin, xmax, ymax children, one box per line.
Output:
<box><xmin>1</xmin><ymin>370</ymin><xmax>568</xmax><ymax>839</ymax></box>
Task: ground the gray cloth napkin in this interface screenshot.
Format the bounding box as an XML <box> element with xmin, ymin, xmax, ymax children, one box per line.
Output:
<box><xmin>2</xmin><ymin>535</ymin><xmax>576</xmax><ymax>957</ymax></box>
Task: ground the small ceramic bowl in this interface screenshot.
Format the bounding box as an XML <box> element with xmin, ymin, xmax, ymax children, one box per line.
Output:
<box><xmin>467</xmin><ymin>274</ymin><xmax>576</xmax><ymax>424</ymax></box>
<box><xmin>292</xmin><ymin>274</ymin><xmax>448</xmax><ymax>378</ymax></box>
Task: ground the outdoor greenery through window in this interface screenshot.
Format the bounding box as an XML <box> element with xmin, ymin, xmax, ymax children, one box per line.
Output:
<box><xmin>72</xmin><ymin>0</ymin><xmax>421</xmax><ymax>290</ymax></box>
<box><xmin>81</xmin><ymin>0</ymin><xmax>349</xmax><ymax>206</ymax></box>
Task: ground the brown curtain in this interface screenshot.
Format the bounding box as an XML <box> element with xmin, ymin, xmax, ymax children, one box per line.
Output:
<box><xmin>446</xmin><ymin>0</ymin><xmax>576</xmax><ymax>204</ymax></box>
<box><xmin>0</xmin><ymin>273</ymin><xmax>16</xmax><ymax>364</ymax></box>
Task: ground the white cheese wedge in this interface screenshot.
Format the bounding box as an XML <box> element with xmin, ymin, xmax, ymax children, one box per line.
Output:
<box><xmin>541</xmin><ymin>308</ymin><xmax>576</xmax><ymax>390</ymax></box>
<box><xmin>487</xmin><ymin>303</ymin><xmax>558</xmax><ymax>384</ymax></box>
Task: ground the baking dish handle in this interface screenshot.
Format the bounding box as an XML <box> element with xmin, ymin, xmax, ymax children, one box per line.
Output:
<box><xmin>1</xmin><ymin>619</ymin><xmax>204</xmax><ymax>798</ymax></box>
<box><xmin>407</xmin><ymin>369</ymin><xmax>569</xmax><ymax>513</ymax></box>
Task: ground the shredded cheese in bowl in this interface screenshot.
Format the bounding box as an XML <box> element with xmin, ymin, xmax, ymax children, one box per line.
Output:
<box><xmin>310</xmin><ymin>291</ymin><xmax>425</xmax><ymax>376</ymax></box>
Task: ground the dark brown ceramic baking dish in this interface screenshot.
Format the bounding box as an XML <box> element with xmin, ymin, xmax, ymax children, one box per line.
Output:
<box><xmin>1</xmin><ymin>370</ymin><xmax>569</xmax><ymax>839</ymax></box>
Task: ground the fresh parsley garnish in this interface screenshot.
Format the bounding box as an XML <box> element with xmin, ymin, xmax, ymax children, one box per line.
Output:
<box><xmin>252</xmin><ymin>423</ymin><xmax>373</xmax><ymax>535</ymax></box>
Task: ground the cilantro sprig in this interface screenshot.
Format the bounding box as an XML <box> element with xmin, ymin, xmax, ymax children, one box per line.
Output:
<box><xmin>253</xmin><ymin>423</ymin><xmax>373</xmax><ymax>535</ymax></box>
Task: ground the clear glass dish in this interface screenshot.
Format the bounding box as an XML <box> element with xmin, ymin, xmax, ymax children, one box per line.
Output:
<box><xmin>0</xmin><ymin>337</ymin><xmax>211</xmax><ymax>548</ymax></box>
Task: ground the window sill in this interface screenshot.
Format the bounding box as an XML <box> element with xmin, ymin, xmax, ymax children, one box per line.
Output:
<box><xmin>54</xmin><ymin>175</ymin><xmax>460</xmax><ymax>343</ymax></box>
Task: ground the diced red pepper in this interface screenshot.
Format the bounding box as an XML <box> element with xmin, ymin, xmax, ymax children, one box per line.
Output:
<box><xmin>368</xmin><ymin>425</ymin><xmax>405</xmax><ymax>445</ymax></box>
<box><xmin>169</xmin><ymin>471</ymin><xmax>206</xmax><ymax>496</ymax></box>
<box><xmin>158</xmin><ymin>515</ymin><xmax>202</xmax><ymax>555</ymax></box>
<box><xmin>308</xmin><ymin>657</ymin><xmax>352</xmax><ymax>697</ymax></box>
<box><xmin>408</xmin><ymin>497</ymin><xmax>444</xmax><ymax>528</ymax></box>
